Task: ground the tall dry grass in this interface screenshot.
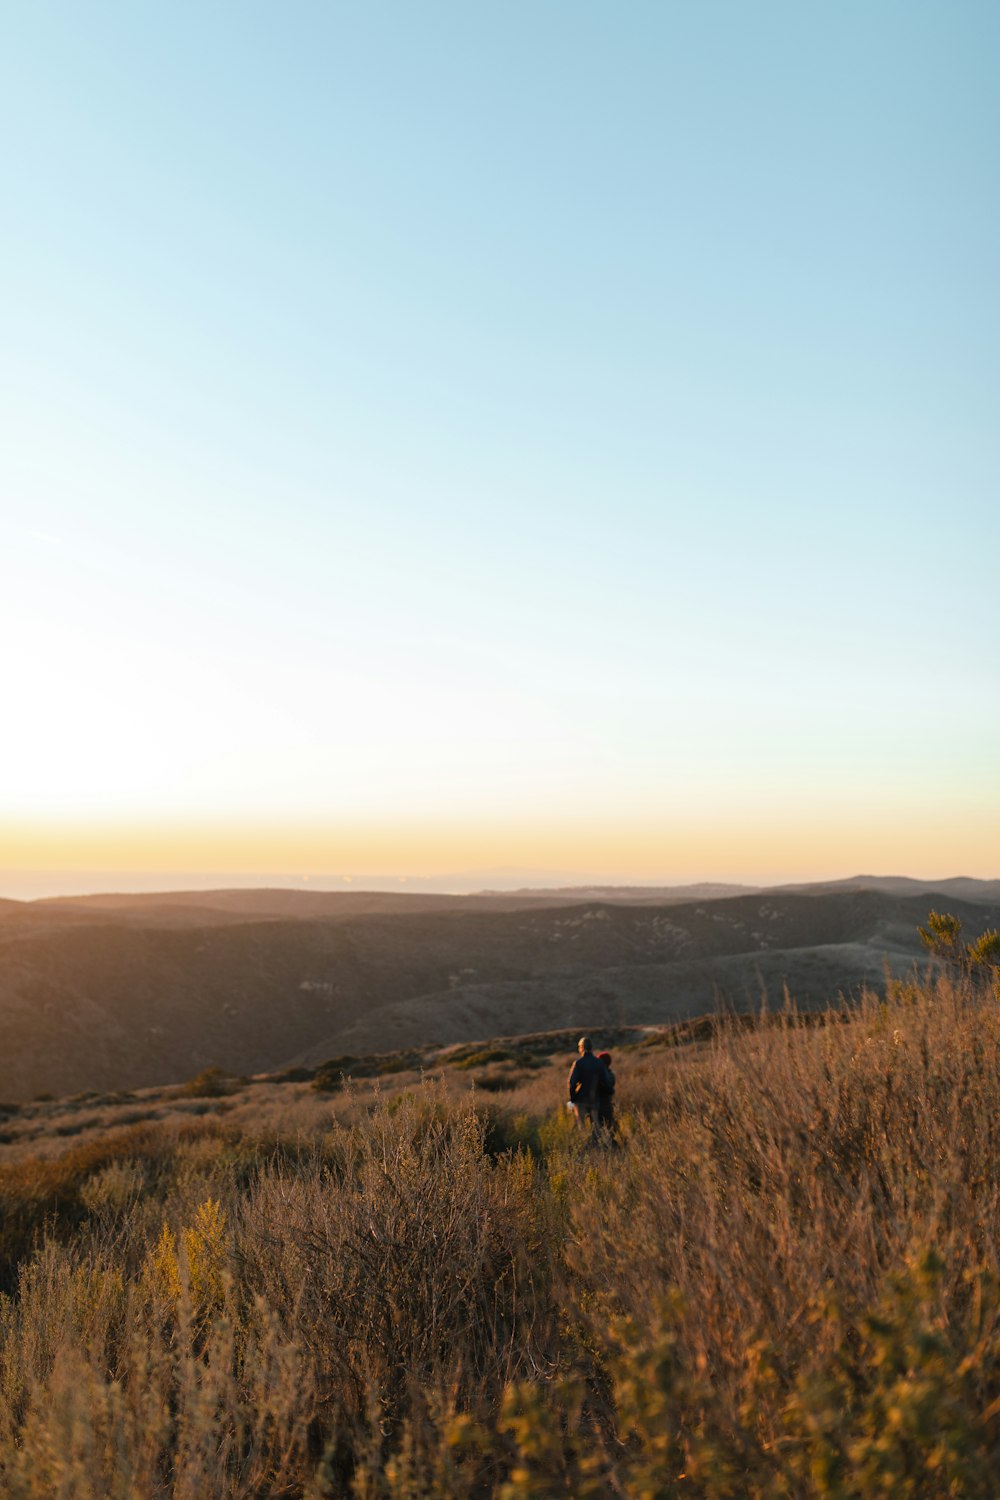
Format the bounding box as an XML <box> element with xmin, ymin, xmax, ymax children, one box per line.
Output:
<box><xmin>2</xmin><ymin>969</ymin><xmax>1000</xmax><ymax>1494</ymax></box>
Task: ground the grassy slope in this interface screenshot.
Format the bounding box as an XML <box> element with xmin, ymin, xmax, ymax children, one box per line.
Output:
<box><xmin>3</xmin><ymin>963</ymin><xmax>1000</xmax><ymax>1494</ymax></box>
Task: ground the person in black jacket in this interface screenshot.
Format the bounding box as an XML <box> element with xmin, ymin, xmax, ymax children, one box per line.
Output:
<box><xmin>568</xmin><ymin>1036</ymin><xmax>612</xmax><ymax>1131</ymax></box>
<box><xmin>596</xmin><ymin>1050</ymin><xmax>616</xmax><ymax>1134</ymax></box>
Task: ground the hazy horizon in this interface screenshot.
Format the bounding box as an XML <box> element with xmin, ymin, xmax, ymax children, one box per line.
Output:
<box><xmin>4</xmin><ymin>3</ymin><xmax>997</xmax><ymax>879</ymax></box>
<box><xmin>2</xmin><ymin>865</ymin><xmax>997</xmax><ymax>905</ymax></box>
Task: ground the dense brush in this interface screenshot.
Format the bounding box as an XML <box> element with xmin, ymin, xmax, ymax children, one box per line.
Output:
<box><xmin>2</xmin><ymin>969</ymin><xmax>1000</xmax><ymax>1495</ymax></box>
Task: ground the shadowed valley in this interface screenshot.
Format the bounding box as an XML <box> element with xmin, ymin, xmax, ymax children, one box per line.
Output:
<box><xmin>2</xmin><ymin>881</ymin><xmax>997</xmax><ymax>1099</ymax></box>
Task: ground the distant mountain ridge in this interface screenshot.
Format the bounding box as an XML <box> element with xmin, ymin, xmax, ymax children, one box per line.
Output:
<box><xmin>18</xmin><ymin>875</ymin><xmax>1000</xmax><ymax>917</ymax></box>
<box><xmin>475</xmin><ymin>876</ymin><xmax>1000</xmax><ymax>907</ymax></box>
<box><xmin>476</xmin><ymin>881</ymin><xmax>759</xmax><ymax>903</ymax></box>
<box><xmin>33</xmin><ymin>888</ymin><xmax>551</xmax><ymax>920</ymax></box>
<box><xmin>775</xmin><ymin>875</ymin><xmax>1000</xmax><ymax>903</ymax></box>
<box><xmin>2</xmin><ymin>884</ymin><xmax>998</xmax><ymax>1100</ymax></box>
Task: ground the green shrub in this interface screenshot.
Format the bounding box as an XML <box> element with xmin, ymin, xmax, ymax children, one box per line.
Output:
<box><xmin>450</xmin><ymin>1047</ymin><xmax>518</xmax><ymax>1070</ymax></box>
<box><xmin>183</xmin><ymin>1066</ymin><xmax>236</xmax><ymax>1097</ymax></box>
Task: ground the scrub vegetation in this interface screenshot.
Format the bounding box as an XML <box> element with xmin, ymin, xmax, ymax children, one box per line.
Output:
<box><xmin>8</xmin><ymin>883</ymin><xmax>993</xmax><ymax>1103</ymax></box>
<box><xmin>2</xmin><ymin>929</ymin><xmax>1000</xmax><ymax>1496</ymax></box>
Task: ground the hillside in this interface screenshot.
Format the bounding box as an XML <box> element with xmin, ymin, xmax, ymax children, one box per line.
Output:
<box><xmin>3</xmin><ymin>969</ymin><xmax>1000</xmax><ymax>1494</ymax></box>
<box><xmin>2</xmin><ymin>887</ymin><xmax>997</xmax><ymax>1099</ymax></box>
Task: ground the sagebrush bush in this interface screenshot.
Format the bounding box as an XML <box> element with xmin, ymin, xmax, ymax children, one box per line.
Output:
<box><xmin>2</xmin><ymin>968</ymin><xmax>1000</xmax><ymax>1494</ymax></box>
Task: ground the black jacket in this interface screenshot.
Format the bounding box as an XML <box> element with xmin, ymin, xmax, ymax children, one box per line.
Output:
<box><xmin>568</xmin><ymin>1052</ymin><xmax>610</xmax><ymax>1108</ymax></box>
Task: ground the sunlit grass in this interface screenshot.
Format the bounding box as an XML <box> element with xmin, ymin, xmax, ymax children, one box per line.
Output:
<box><xmin>2</xmin><ymin>969</ymin><xmax>1000</xmax><ymax>1493</ymax></box>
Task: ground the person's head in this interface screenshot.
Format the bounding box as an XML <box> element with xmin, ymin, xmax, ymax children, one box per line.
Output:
<box><xmin>597</xmin><ymin>1051</ymin><xmax>612</xmax><ymax>1067</ymax></box>
<box><xmin>578</xmin><ymin>1036</ymin><xmax>592</xmax><ymax>1055</ymax></box>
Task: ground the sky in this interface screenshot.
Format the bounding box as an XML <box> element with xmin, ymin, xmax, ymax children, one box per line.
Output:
<box><xmin>2</xmin><ymin>2</ymin><xmax>998</xmax><ymax>896</ymax></box>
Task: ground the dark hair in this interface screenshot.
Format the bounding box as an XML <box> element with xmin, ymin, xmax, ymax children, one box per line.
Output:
<box><xmin>597</xmin><ymin>1051</ymin><xmax>612</xmax><ymax>1066</ymax></box>
<box><xmin>578</xmin><ymin>1036</ymin><xmax>592</xmax><ymax>1052</ymax></box>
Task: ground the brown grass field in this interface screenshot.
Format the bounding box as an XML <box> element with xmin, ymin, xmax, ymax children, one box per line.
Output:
<box><xmin>2</xmin><ymin>957</ymin><xmax>1000</xmax><ymax>1495</ymax></box>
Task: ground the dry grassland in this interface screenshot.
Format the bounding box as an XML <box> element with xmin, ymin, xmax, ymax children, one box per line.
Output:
<box><xmin>2</xmin><ymin>969</ymin><xmax>1000</xmax><ymax>1496</ymax></box>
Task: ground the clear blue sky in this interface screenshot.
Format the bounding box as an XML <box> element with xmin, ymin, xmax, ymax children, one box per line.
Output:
<box><xmin>2</xmin><ymin>2</ymin><xmax>998</xmax><ymax>890</ymax></box>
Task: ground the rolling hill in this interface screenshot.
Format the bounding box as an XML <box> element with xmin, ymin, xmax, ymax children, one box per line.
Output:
<box><xmin>2</xmin><ymin>885</ymin><xmax>996</xmax><ymax>1099</ymax></box>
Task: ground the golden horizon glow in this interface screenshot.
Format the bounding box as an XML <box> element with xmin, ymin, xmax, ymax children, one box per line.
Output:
<box><xmin>3</xmin><ymin>802</ymin><xmax>998</xmax><ymax>887</ymax></box>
